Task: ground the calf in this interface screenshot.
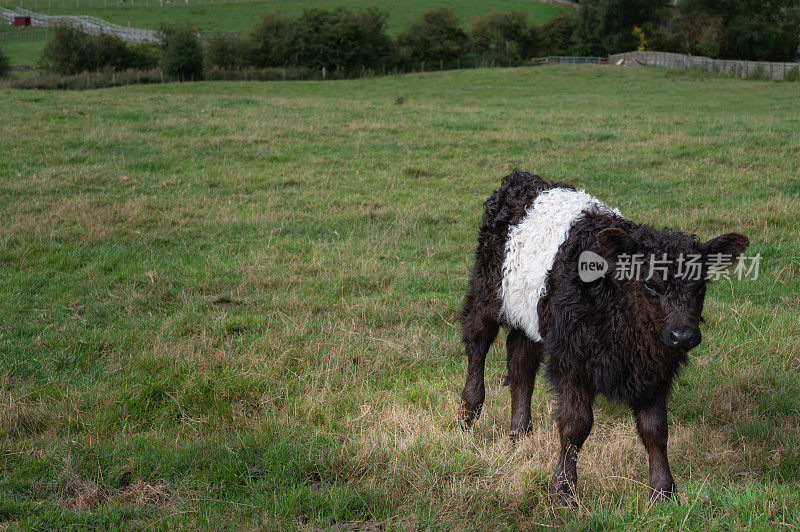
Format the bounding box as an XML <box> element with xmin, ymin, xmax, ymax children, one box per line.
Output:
<box><xmin>459</xmin><ymin>171</ymin><xmax>749</xmax><ymax>504</ymax></box>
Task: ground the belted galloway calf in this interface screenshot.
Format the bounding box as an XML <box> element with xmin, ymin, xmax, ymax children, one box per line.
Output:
<box><xmin>459</xmin><ymin>171</ymin><xmax>749</xmax><ymax>504</ymax></box>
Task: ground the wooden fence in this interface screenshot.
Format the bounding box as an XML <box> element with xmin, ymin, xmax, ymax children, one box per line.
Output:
<box><xmin>610</xmin><ymin>51</ymin><xmax>800</xmax><ymax>81</ymax></box>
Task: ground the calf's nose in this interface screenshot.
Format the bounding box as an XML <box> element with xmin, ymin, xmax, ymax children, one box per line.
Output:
<box><xmin>668</xmin><ymin>325</ymin><xmax>701</xmax><ymax>350</ymax></box>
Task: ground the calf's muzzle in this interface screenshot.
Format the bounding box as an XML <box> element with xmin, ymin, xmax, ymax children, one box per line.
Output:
<box><xmin>659</xmin><ymin>324</ymin><xmax>701</xmax><ymax>351</ymax></box>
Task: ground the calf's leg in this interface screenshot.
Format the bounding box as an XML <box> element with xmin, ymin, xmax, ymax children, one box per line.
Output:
<box><xmin>459</xmin><ymin>311</ymin><xmax>498</xmax><ymax>431</ymax></box>
<box><xmin>551</xmin><ymin>387</ymin><xmax>594</xmax><ymax>506</ymax></box>
<box><xmin>634</xmin><ymin>395</ymin><xmax>676</xmax><ymax>501</ymax></box>
<box><xmin>506</xmin><ymin>330</ymin><xmax>542</xmax><ymax>442</ymax></box>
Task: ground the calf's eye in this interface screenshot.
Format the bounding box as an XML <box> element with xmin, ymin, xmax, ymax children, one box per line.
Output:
<box><xmin>642</xmin><ymin>280</ymin><xmax>663</xmax><ymax>299</ymax></box>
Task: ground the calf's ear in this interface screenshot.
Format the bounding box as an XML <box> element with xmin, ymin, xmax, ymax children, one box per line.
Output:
<box><xmin>703</xmin><ymin>232</ymin><xmax>750</xmax><ymax>264</ymax></box>
<box><xmin>596</xmin><ymin>227</ymin><xmax>635</xmax><ymax>260</ymax></box>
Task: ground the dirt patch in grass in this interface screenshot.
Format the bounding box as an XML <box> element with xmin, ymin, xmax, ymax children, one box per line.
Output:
<box><xmin>63</xmin><ymin>474</ymin><xmax>172</xmax><ymax>511</ymax></box>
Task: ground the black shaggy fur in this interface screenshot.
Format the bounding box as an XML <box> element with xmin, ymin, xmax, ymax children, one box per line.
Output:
<box><xmin>459</xmin><ymin>170</ymin><xmax>749</xmax><ymax>505</ymax></box>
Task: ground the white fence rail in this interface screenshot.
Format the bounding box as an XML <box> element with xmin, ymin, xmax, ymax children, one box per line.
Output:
<box><xmin>610</xmin><ymin>51</ymin><xmax>799</xmax><ymax>81</ymax></box>
<box><xmin>0</xmin><ymin>5</ymin><xmax>159</xmax><ymax>42</ymax></box>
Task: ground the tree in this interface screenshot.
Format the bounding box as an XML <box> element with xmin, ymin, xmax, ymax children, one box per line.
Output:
<box><xmin>157</xmin><ymin>21</ymin><xmax>203</xmax><ymax>81</ymax></box>
<box><xmin>292</xmin><ymin>7</ymin><xmax>391</xmax><ymax>71</ymax></box>
<box><xmin>39</xmin><ymin>26</ymin><xmax>93</xmax><ymax>75</ymax></box>
<box><xmin>0</xmin><ymin>47</ymin><xmax>9</xmax><ymax>78</ymax></box>
<box><xmin>249</xmin><ymin>14</ymin><xmax>293</xmax><ymax>67</ymax></box>
<box><xmin>395</xmin><ymin>7</ymin><xmax>468</xmax><ymax>63</ymax></box>
<box><xmin>469</xmin><ymin>10</ymin><xmax>537</xmax><ymax>61</ymax></box>
<box><xmin>572</xmin><ymin>0</ymin><xmax>664</xmax><ymax>55</ymax></box>
<box><xmin>39</xmin><ymin>26</ymin><xmax>150</xmax><ymax>74</ymax></box>
<box><xmin>205</xmin><ymin>33</ymin><xmax>249</xmax><ymax>70</ymax></box>
<box><xmin>92</xmin><ymin>32</ymin><xmax>134</xmax><ymax>71</ymax></box>
<box><xmin>680</xmin><ymin>0</ymin><xmax>800</xmax><ymax>60</ymax></box>
<box><xmin>537</xmin><ymin>14</ymin><xmax>577</xmax><ymax>56</ymax></box>
<box><xmin>128</xmin><ymin>43</ymin><xmax>160</xmax><ymax>70</ymax></box>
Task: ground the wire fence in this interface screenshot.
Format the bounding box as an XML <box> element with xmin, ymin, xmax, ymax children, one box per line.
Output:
<box><xmin>1</xmin><ymin>56</ymin><xmax>614</xmax><ymax>89</ymax></box>
<box><xmin>0</xmin><ymin>26</ymin><xmax>50</xmax><ymax>41</ymax></box>
<box><xmin>610</xmin><ymin>51</ymin><xmax>800</xmax><ymax>81</ymax></box>
<box><xmin>2</xmin><ymin>0</ymin><xmax>263</xmax><ymax>9</ymax></box>
<box><xmin>531</xmin><ymin>56</ymin><xmax>608</xmax><ymax>65</ymax></box>
<box><xmin>1</xmin><ymin>5</ymin><xmax>159</xmax><ymax>41</ymax></box>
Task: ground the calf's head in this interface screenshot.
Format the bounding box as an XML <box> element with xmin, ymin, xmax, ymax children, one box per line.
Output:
<box><xmin>596</xmin><ymin>227</ymin><xmax>749</xmax><ymax>353</ymax></box>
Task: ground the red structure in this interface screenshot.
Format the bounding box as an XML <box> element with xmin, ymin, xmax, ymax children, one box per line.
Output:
<box><xmin>12</xmin><ymin>16</ymin><xmax>32</xmax><ymax>26</ymax></box>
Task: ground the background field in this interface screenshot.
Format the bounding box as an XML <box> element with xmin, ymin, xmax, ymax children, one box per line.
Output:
<box><xmin>0</xmin><ymin>0</ymin><xmax>568</xmax><ymax>67</ymax></box>
<box><xmin>1</xmin><ymin>66</ymin><xmax>799</xmax><ymax>529</ymax></box>
<box><xmin>0</xmin><ymin>26</ymin><xmax>46</xmax><ymax>66</ymax></box>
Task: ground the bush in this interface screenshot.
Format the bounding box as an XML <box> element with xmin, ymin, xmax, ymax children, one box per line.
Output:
<box><xmin>292</xmin><ymin>7</ymin><xmax>392</xmax><ymax>71</ymax></box>
<box><xmin>536</xmin><ymin>14</ymin><xmax>577</xmax><ymax>56</ymax></box>
<box><xmin>39</xmin><ymin>26</ymin><xmax>155</xmax><ymax>74</ymax></box>
<box><xmin>696</xmin><ymin>24</ymin><xmax>722</xmax><ymax>57</ymax></box>
<box><xmin>157</xmin><ymin>21</ymin><xmax>203</xmax><ymax>81</ymax></box>
<box><xmin>0</xmin><ymin>47</ymin><xmax>9</xmax><ymax>77</ymax></box>
<box><xmin>1</xmin><ymin>68</ymin><xmax>164</xmax><ymax>90</ymax></box>
<box><xmin>678</xmin><ymin>12</ymin><xmax>725</xmax><ymax>57</ymax></box>
<box><xmin>469</xmin><ymin>10</ymin><xmax>537</xmax><ymax>61</ymax></box>
<box><xmin>129</xmin><ymin>42</ymin><xmax>160</xmax><ymax>70</ymax></box>
<box><xmin>203</xmin><ymin>66</ymin><xmax>318</xmax><ymax>81</ymax></box>
<box><xmin>786</xmin><ymin>66</ymin><xmax>800</xmax><ymax>82</ymax></box>
<box><xmin>249</xmin><ymin>14</ymin><xmax>293</xmax><ymax>67</ymax></box>
<box><xmin>39</xmin><ymin>26</ymin><xmax>93</xmax><ymax>75</ymax></box>
<box><xmin>395</xmin><ymin>7</ymin><xmax>468</xmax><ymax>63</ymax></box>
<box><xmin>205</xmin><ymin>33</ymin><xmax>249</xmax><ymax>70</ymax></box>
<box><xmin>747</xmin><ymin>64</ymin><xmax>769</xmax><ymax>80</ymax></box>
<box><xmin>92</xmin><ymin>32</ymin><xmax>135</xmax><ymax>71</ymax></box>
<box><xmin>644</xmin><ymin>23</ymin><xmax>686</xmax><ymax>53</ymax></box>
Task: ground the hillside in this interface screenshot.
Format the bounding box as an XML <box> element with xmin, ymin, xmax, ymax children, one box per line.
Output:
<box><xmin>0</xmin><ymin>0</ymin><xmax>569</xmax><ymax>66</ymax></box>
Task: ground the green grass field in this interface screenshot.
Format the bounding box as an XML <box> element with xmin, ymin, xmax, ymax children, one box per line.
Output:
<box><xmin>0</xmin><ymin>0</ymin><xmax>568</xmax><ymax>66</ymax></box>
<box><xmin>1</xmin><ymin>66</ymin><xmax>799</xmax><ymax>529</ymax></box>
<box><xmin>0</xmin><ymin>40</ymin><xmax>46</xmax><ymax>67</ymax></box>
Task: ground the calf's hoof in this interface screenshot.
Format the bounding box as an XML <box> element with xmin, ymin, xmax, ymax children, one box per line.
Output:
<box><xmin>650</xmin><ymin>486</ymin><xmax>677</xmax><ymax>503</ymax></box>
<box><xmin>551</xmin><ymin>488</ymin><xmax>577</xmax><ymax>508</ymax></box>
<box><xmin>550</xmin><ymin>463</ymin><xmax>578</xmax><ymax>508</ymax></box>
<box><xmin>551</xmin><ymin>473</ymin><xmax>578</xmax><ymax>507</ymax></box>
<box><xmin>458</xmin><ymin>401</ymin><xmax>482</xmax><ymax>431</ymax></box>
<box><xmin>509</xmin><ymin>423</ymin><xmax>532</xmax><ymax>445</ymax></box>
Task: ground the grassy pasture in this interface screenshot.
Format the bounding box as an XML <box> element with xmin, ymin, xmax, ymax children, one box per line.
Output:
<box><xmin>0</xmin><ymin>0</ymin><xmax>568</xmax><ymax>66</ymax></box>
<box><xmin>1</xmin><ymin>66</ymin><xmax>799</xmax><ymax>529</ymax></box>
<box><xmin>39</xmin><ymin>0</ymin><xmax>568</xmax><ymax>34</ymax></box>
